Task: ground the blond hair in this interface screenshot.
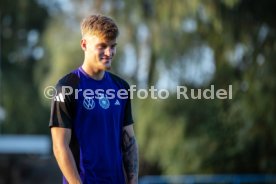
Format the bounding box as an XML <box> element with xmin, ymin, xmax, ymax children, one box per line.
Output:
<box><xmin>81</xmin><ymin>14</ymin><xmax>119</xmax><ymax>40</ymax></box>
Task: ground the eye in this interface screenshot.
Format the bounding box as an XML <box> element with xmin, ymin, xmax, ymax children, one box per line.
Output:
<box><xmin>97</xmin><ymin>44</ymin><xmax>107</xmax><ymax>49</ymax></box>
<box><xmin>111</xmin><ymin>44</ymin><xmax>117</xmax><ymax>49</ymax></box>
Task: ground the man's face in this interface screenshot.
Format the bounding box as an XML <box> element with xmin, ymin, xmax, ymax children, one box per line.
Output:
<box><xmin>81</xmin><ymin>35</ymin><xmax>117</xmax><ymax>71</ymax></box>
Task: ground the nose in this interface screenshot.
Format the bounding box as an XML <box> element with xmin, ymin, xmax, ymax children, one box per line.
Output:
<box><xmin>104</xmin><ymin>47</ymin><xmax>113</xmax><ymax>57</ymax></box>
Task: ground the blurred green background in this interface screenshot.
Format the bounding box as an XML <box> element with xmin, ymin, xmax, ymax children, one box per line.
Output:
<box><xmin>1</xmin><ymin>0</ymin><xmax>276</xmax><ymax>183</ymax></box>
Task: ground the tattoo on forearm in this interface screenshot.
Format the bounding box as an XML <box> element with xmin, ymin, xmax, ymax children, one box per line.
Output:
<box><xmin>122</xmin><ymin>130</ymin><xmax>138</xmax><ymax>182</ymax></box>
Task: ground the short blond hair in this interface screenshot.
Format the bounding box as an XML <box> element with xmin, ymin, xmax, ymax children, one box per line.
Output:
<box><xmin>81</xmin><ymin>14</ymin><xmax>119</xmax><ymax>40</ymax></box>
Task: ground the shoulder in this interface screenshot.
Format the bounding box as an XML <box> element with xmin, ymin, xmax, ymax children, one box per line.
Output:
<box><xmin>57</xmin><ymin>70</ymin><xmax>80</xmax><ymax>88</ymax></box>
<box><xmin>108</xmin><ymin>72</ymin><xmax>130</xmax><ymax>89</ymax></box>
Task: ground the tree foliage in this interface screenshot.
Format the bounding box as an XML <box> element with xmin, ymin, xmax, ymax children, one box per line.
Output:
<box><xmin>133</xmin><ymin>0</ymin><xmax>276</xmax><ymax>174</ymax></box>
<box><xmin>1</xmin><ymin>0</ymin><xmax>49</xmax><ymax>133</ymax></box>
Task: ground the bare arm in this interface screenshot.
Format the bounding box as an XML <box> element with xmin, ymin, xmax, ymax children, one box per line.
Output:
<box><xmin>122</xmin><ymin>125</ymin><xmax>139</xmax><ymax>184</ymax></box>
<box><xmin>51</xmin><ymin>127</ymin><xmax>82</xmax><ymax>184</ymax></box>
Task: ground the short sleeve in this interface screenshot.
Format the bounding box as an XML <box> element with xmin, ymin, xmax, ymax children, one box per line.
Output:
<box><xmin>49</xmin><ymin>73</ymin><xmax>79</xmax><ymax>129</ymax></box>
<box><xmin>123</xmin><ymin>83</ymin><xmax>134</xmax><ymax>126</ymax></box>
<box><xmin>49</xmin><ymin>82</ymin><xmax>76</xmax><ymax>129</ymax></box>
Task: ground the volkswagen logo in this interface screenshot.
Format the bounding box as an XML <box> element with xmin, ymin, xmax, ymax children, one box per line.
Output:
<box><xmin>83</xmin><ymin>97</ymin><xmax>95</xmax><ymax>110</ymax></box>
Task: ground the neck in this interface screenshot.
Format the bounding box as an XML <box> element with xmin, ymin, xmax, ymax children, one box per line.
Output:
<box><xmin>81</xmin><ymin>63</ymin><xmax>105</xmax><ymax>80</ymax></box>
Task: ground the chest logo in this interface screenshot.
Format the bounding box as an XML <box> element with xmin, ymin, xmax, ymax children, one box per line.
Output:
<box><xmin>114</xmin><ymin>99</ymin><xmax>120</xmax><ymax>106</ymax></box>
<box><xmin>99</xmin><ymin>95</ymin><xmax>110</xmax><ymax>109</ymax></box>
<box><xmin>83</xmin><ymin>97</ymin><xmax>95</xmax><ymax>110</ymax></box>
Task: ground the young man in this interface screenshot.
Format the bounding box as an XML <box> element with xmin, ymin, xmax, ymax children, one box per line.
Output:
<box><xmin>49</xmin><ymin>15</ymin><xmax>138</xmax><ymax>184</ymax></box>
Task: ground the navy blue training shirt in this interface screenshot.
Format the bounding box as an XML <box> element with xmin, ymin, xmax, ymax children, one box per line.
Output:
<box><xmin>49</xmin><ymin>67</ymin><xmax>134</xmax><ymax>184</ymax></box>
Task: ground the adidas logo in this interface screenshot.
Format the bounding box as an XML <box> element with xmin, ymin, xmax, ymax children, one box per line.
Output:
<box><xmin>54</xmin><ymin>93</ymin><xmax>65</xmax><ymax>102</ymax></box>
<box><xmin>114</xmin><ymin>99</ymin><xmax>120</xmax><ymax>106</ymax></box>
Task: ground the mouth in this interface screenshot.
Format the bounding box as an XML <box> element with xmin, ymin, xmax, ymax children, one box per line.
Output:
<box><xmin>101</xmin><ymin>58</ymin><xmax>112</xmax><ymax>63</ymax></box>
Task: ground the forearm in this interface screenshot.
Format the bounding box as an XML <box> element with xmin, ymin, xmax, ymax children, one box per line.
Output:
<box><xmin>122</xmin><ymin>130</ymin><xmax>139</xmax><ymax>184</ymax></box>
<box><xmin>53</xmin><ymin>145</ymin><xmax>82</xmax><ymax>184</ymax></box>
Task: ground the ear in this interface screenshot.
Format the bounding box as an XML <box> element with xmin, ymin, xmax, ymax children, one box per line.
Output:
<box><xmin>80</xmin><ymin>39</ymin><xmax>87</xmax><ymax>51</ymax></box>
